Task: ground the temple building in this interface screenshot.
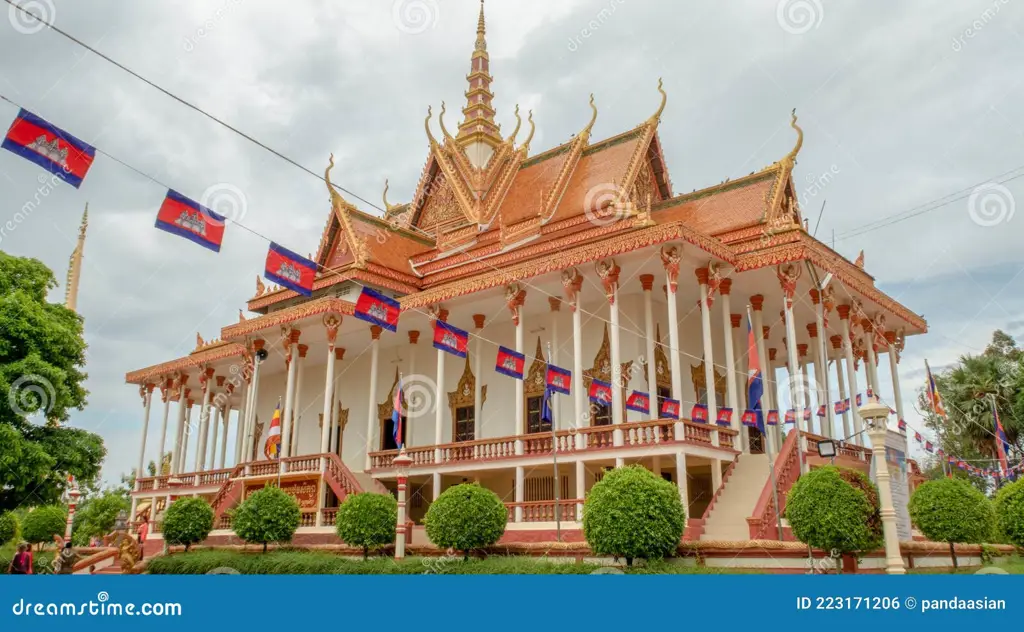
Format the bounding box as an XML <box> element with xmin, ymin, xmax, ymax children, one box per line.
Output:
<box><xmin>125</xmin><ymin>2</ymin><xmax>926</xmax><ymax>543</ymax></box>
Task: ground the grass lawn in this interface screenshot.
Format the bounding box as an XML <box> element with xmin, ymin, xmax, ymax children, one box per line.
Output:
<box><xmin>909</xmin><ymin>556</ymin><xmax>1024</xmax><ymax>575</ymax></box>
<box><xmin>146</xmin><ymin>549</ymin><xmax>739</xmax><ymax>575</ymax></box>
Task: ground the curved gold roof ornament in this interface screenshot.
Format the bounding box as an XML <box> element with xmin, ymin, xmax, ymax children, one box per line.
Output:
<box><xmin>581</xmin><ymin>93</ymin><xmax>598</xmax><ymax>138</ymax></box>
<box><xmin>324</xmin><ymin>153</ymin><xmax>344</xmax><ymax>204</ymax></box>
<box><xmin>647</xmin><ymin>77</ymin><xmax>667</xmax><ymax>125</ymax></box>
<box><xmin>522</xmin><ymin>109</ymin><xmax>536</xmax><ymax>152</ymax></box>
<box><xmin>383</xmin><ymin>178</ymin><xmax>400</xmax><ymax>213</ymax></box>
<box><xmin>507</xmin><ymin>104</ymin><xmax>522</xmax><ymax>144</ymax></box>
<box><xmin>438</xmin><ymin>101</ymin><xmax>455</xmax><ymax>142</ymax></box>
<box><xmin>784</xmin><ymin>108</ymin><xmax>804</xmax><ymax>165</ymax></box>
<box><xmin>424</xmin><ymin>105</ymin><xmax>437</xmax><ymax>145</ymax></box>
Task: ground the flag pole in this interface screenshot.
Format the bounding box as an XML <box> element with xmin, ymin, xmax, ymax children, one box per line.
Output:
<box><xmin>546</xmin><ymin>342</ymin><xmax>562</xmax><ymax>543</ymax></box>
<box><xmin>275</xmin><ymin>396</ymin><xmax>283</xmax><ymax>488</ymax></box>
<box><xmin>748</xmin><ymin>304</ymin><xmax>784</xmax><ymax>541</ymax></box>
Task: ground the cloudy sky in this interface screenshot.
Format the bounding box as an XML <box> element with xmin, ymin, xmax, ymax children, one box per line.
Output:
<box><xmin>1</xmin><ymin>0</ymin><xmax>1022</xmax><ymax>484</ymax></box>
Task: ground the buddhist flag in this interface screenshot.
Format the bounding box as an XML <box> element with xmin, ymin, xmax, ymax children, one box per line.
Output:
<box><xmin>924</xmin><ymin>360</ymin><xmax>947</xmax><ymax>418</ymax></box>
<box><xmin>995</xmin><ymin>405</ymin><xmax>1010</xmax><ymax>477</ymax></box>
<box><xmin>354</xmin><ymin>287</ymin><xmax>400</xmax><ymax>332</ymax></box>
<box><xmin>392</xmin><ymin>376</ymin><xmax>405</xmax><ymax>450</ymax></box>
<box><xmin>745</xmin><ymin>314</ymin><xmax>764</xmax><ymax>433</ymax></box>
<box><xmin>495</xmin><ymin>346</ymin><xmax>525</xmax><ymax>379</ymax></box>
<box><xmin>155</xmin><ymin>190</ymin><xmax>226</xmax><ymax>252</ymax></box>
<box><xmin>588</xmin><ymin>379</ymin><xmax>612</xmax><ymax>405</ymax></box>
<box><xmin>716</xmin><ymin>407</ymin><xmax>733</xmax><ymax>427</ymax></box>
<box><xmin>661</xmin><ymin>398</ymin><xmax>681</xmax><ymax>420</ymax></box>
<box><xmin>263</xmin><ymin>401</ymin><xmax>282</xmax><ymax>459</ymax></box>
<box><xmin>766</xmin><ymin>410</ymin><xmax>780</xmax><ymax>426</ymax></box>
<box><xmin>626</xmin><ymin>391</ymin><xmax>649</xmax><ymax>414</ymax></box>
<box><xmin>546</xmin><ymin>365</ymin><xmax>571</xmax><ymax>395</ymax></box>
<box><xmin>2</xmin><ymin>109</ymin><xmax>95</xmax><ymax>188</ymax></box>
<box><xmin>433</xmin><ymin>320</ymin><xmax>468</xmax><ymax>358</ymax></box>
<box><xmin>265</xmin><ymin>243</ymin><xmax>316</xmax><ymax>297</ymax></box>
<box><xmin>690</xmin><ymin>403</ymin><xmax>708</xmax><ymax>423</ymax></box>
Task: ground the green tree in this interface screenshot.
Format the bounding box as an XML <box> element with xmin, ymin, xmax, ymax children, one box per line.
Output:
<box><xmin>161</xmin><ymin>498</ymin><xmax>213</xmax><ymax>552</ymax></box>
<box><xmin>0</xmin><ymin>511</ymin><xmax>17</xmax><ymax>545</ymax></box>
<box><xmin>0</xmin><ymin>251</ymin><xmax>103</xmax><ymax>511</ymax></box>
<box><xmin>20</xmin><ymin>505</ymin><xmax>67</xmax><ymax>546</ymax></box>
<box><xmin>583</xmin><ymin>465</ymin><xmax>686</xmax><ymax>566</ymax></box>
<box><xmin>785</xmin><ymin>466</ymin><xmax>882</xmax><ymax>567</ymax></box>
<box><xmin>231</xmin><ymin>486</ymin><xmax>301</xmax><ymax>553</ymax></box>
<box><xmin>71</xmin><ymin>488</ymin><xmax>130</xmax><ymax>546</ymax></box>
<box><xmin>335</xmin><ymin>493</ymin><xmax>397</xmax><ymax>560</ymax></box>
<box><xmin>908</xmin><ymin>478</ymin><xmax>994</xmax><ymax>569</ymax></box>
<box><xmin>424</xmin><ymin>484</ymin><xmax>507</xmax><ymax>560</ymax></box>
<box><xmin>994</xmin><ymin>478</ymin><xmax>1024</xmax><ymax>548</ymax></box>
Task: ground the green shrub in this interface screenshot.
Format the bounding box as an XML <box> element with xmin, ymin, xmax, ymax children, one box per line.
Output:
<box><xmin>424</xmin><ymin>483</ymin><xmax>507</xmax><ymax>560</ymax></box>
<box><xmin>908</xmin><ymin>478</ymin><xmax>994</xmax><ymax>569</ymax></box>
<box><xmin>21</xmin><ymin>506</ymin><xmax>67</xmax><ymax>545</ymax></box>
<box><xmin>583</xmin><ymin>465</ymin><xmax>686</xmax><ymax>566</ymax></box>
<box><xmin>0</xmin><ymin>512</ymin><xmax>18</xmax><ymax>545</ymax></box>
<box><xmin>994</xmin><ymin>479</ymin><xmax>1024</xmax><ymax>548</ymax></box>
<box><xmin>161</xmin><ymin>497</ymin><xmax>214</xmax><ymax>552</ymax></box>
<box><xmin>335</xmin><ymin>493</ymin><xmax>397</xmax><ymax>560</ymax></box>
<box><xmin>231</xmin><ymin>486</ymin><xmax>301</xmax><ymax>553</ymax></box>
<box><xmin>785</xmin><ymin>466</ymin><xmax>882</xmax><ymax>563</ymax></box>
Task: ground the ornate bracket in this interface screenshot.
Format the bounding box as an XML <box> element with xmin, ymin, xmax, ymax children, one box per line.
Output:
<box><xmin>595</xmin><ymin>258</ymin><xmax>620</xmax><ymax>305</ymax></box>
<box><xmin>660</xmin><ymin>244</ymin><xmax>681</xmax><ymax>293</ymax></box>
<box><xmin>505</xmin><ymin>283</ymin><xmax>526</xmax><ymax>325</ymax></box>
<box><xmin>561</xmin><ymin>267</ymin><xmax>583</xmax><ymax>312</ymax></box>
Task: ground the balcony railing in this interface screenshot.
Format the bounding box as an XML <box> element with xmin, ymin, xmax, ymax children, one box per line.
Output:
<box><xmin>505</xmin><ymin>501</ymin><xmax>579</xmax><ymax>523</ymax></box>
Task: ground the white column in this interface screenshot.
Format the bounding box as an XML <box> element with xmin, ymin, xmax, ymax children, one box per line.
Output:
<box><xmin>575</xmin><ymin>461</ymin><xmax>585</xmax><ymax>517</ymax></box>
<box><xmin>641</xmin><ymin>275</ymin><xmax>657</xmax><ymax>421</ymax></box>
<box><xmin>813</xmin><ymin>293</ymin><xmax>834</xmax><ymax>440</ymax></box>
<box><xmin>171</xmin><ymin>380</ymin><xmax>186</xmax><ymax>474</ymax></box>
<box><xmin>562</xmin><ymin>270</ymin><xmax>585</xmax><ymax>448</ymax></box>
<box><xmin>512</xmin><ymin>288</ymin><xmax>526</xmax><ymax>455</ymax></box>
<box><xmin>472</xmin><ymin>318</ymin><xmax>484</xmax><ymax>438</ymax></box>
<box><xmin>711</xmin><ymin>458</ymin><xmax>723</xmax><ymax>492</ymax></box>
<box><xmin>675</xmin><ymin>451</ymin><xmax>688</xmax><ymax>511</ymax></box>
<box><xmin>666</xmin><ymin>282</ymin><xmax>683</xmax><ymax>437</ymax></box>
<box><xmin>280</xmin><ymin>330</ymin><xmax>301</xmax><ymax>466</ymax></box>
<box><xmin>549</xmin><ymin>298</ymin><xmax>561</xmax><ymax>426</ymax></box>
<box><xmin>320</xmin><ymin>324</ymin><xmax>339</xmax><ymax>455</ymax></box>
<box><xmin>863</xmin><ymin>327</ymin><xmax>878</xmax><ymax>397</ymax></box>
<box><xmin>608</xmin><ymin>269</ymin><xmax>624</xmax><ymax>448</ymax></box>
<box><xmin>244</xmin><ymin>346</ymin><xmax>265</xmax><ymax>464</ymax></box>
<box><xmin>181</xmin><ymin>401</ymin><xmax>194</xmax><ymax>473</ymax></box>
<box><xmin>886</xmin><ymin>332</ymin><xmax>906</xmax><ymax>426</ymax></box>
<box><xmin>432</xmin><ymin>472</ymin><xmax>442</xmax><ymax>500</ymax></box>
<box><xmin>234</xmin><ymin>380</ymin><xmax>248</xmax><ymax>465</ymax></box>
<box><xmin>697</xmin><ymin>269</ymin><xmax>718</xmax><ymax>446</ymax></box>
<box><xmin>840</xmin><ymin>310</ymin><xmax>862</xmax><ymax>445</ymax></box>
<box><xmin>332</xmin><ymin>347</ymin><xmax>347</xmax><ymax>455</ymax></box>
<box><xmin>433</xmin><ymin>312</ymin><xmax>447</xmax><ymax>461</ymax></box>
<box><xmin>207</xmin><ymin>405</ymin><xmax>221</xmax><ymax>470</ymax></box>
<box><xmin>291</xmin><ymin>344</ymin><xmax>308</xmax><ymax>456</ymax></box>
<box><xmin>135</xmin><ymin>385</ymin><xmax>154</xmax><ymax>484</ymax></box>
<box><xmin>808</xmin><ymin>326</ymin><xmax>829</xmax><ymax>438</ymax></box>
<box><xmin>751</xmin><ymin>298</ymin><xmax>774</xmax><ymax>456</ymax></box>
<box><xmin>833</xmin><ymin>337</ymin><xmax>851</xmax><ymax>440</ymax></box>
<box><xmin>782</xmin><ymin>293</ymin><xmax>806</xmax><ymax>473</ymax></box>
<box><xmin>800</xmin><ymin>356</ymin><xmax>811</xmax><ymax>433</ymax></box>
<box><xmin>514</xmin><ymin>466</ymin><xmax>525</xmax><ymax>522</ymax></box>
<box><xmin>196</xmin><ymin>371</ymin><xmax>214</xmax><ymax>472</ymax></box>
<box><xmin>365</xmin><ymin>327</ymin><xmax>381</xmax><ymax>471</ymax></box>
<box><xmin>720</xmin><ymin>282</ymin><xmax>742</xmax><ymax>448</ymax></box>
<box><xmin>218</xmin><ymin>406</ymin><xmax>230</xmax><ymax>468</ymax></box>
<box><xmin>863</xmin><ymin>405</ymin><xmax>907</xmax><ymax>574</ymax></box>
<box><xmin>155</xmin><ymin>384</ymin><xmax>171</xmax><ymax>475</ymax></box>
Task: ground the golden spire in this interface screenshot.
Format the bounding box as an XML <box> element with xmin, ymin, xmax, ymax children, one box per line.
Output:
<box><xmin>457</xmin><ymin>0</ymin><xmax>502</xmax><ymax>153</ymax></box>
<box><xmin>784</xmin><ymin>108</ymin><xmax>804</xmax><ymax>164</ymax></box>
<box><xmin>64</xmin><ymin>204</ymin><xmax>87</xmax><ymax>312</ymax></box>
<box><xmin>580</xmin><ymin>94</ymin><xmax>598</xmax><ymax>139</ymax></box>
<box><xmin>647</xmin><ymin>78</ymin><xmax>667</xmax><ymax>125</ymax></box>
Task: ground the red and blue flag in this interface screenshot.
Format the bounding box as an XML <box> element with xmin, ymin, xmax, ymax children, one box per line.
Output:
<box><xmin>784</xmin><ymin>409</ymin><xmax>796</xmax><ymax>424</ymax></box>
<box><xmin>802</xmin><ymin>408</ymin><xmax>812</xmax><ymax>422</ymax></box>
<box><xmin>691</xmin><ymin>403</ymin><xmax>708</xmax><ymax>423</ymax></box>
<box><xmin>766</xmin><ymin>410</ymin><xmax>780</xmax><ymax>426</ymax></box>
<box><xmin>716</xmin><ymin>407</ymin><xmax>733</xmax><ymax>427</ymax></box>
<box><xmin>856</xmin><ymin>393</ymin><xmax>863</xmax><ymax>406</ymax></box>
<box><xmin>626</xmin><ymin>391</ymin><xmax>649</xmax><ymax>414</ymax></box>
<box><xmin>897</xmin><ymin>419</ymin><xmax>907</xmax><ymax>431</ymax></box>
<box><xmin>588</xmin><ymin>379</ymin><xmax>612</xmax><ymax>405</ymax></box>
<box><xmin>392</xmin><ymin>376</ymin><xmax>405</xmax><ymax>450</ymax></box>
<box><xmin>2</xmin><ymin>109</ymin><xmax>95</xmax><ymax>188</ymax></box>
<box><xmin>816</xmin><ymin>405</ymin><xmax>826</xmax><ymax>418</ymax></box>
<box><xmin>155</xmin><ymin>190</ymin><xmax>226</xmax><ymax>252</ymax></box>
<box><xmin>745</xmin><ymin>315</ymin><xmax>764</xmax><ymax>432</ymax></box>
<box><xmin>433</xmin><ymin>320</ymin><xmax>468</xmax><ymax>358</ymax></box>
<box><xmin>546</xmin><ymin>365</ymin><xmax>571</xmax><ymax>395</ymax></box>
<box><xmin>995</xmin><ymin>405</ymin><xmax>1010</xmax><ymax>477</ymax></box>
<box><xmin>925</xmin><ymin>441</ymin><xmax>934</xmax><ymax>453</ymax></box>
<box><xmin>661</xmin><ymin>398</ymin><xmax>680</xmax><ymax>419</ymax></box>
<box><xmin>264</xmin><ymin>243</ymin><xmax>317</xmax><ymax>297</ymax></box>
<box><xmin>354</xmin><ymin>286</ymin><xmax>400</xmax><ymax>332</ymax></box>
<box><xmin>914</xmin><ymin>432</ymin><xmax>922</xmax><ymax>443</ymax></box>
<box><xmin>495</xmin><ymin>346</ymin><xmax>525</xmax><ymax>379</ymax></box>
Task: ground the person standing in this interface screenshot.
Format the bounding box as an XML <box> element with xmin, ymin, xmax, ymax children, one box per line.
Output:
<box><xmin>7</xmin><ymin>543</ymin><xmax>32</xmax><ymax>575</ymax></box>
<box><xmin>137</xmin><ymin>517</ymin><xmax>149</xmax><ymax>560</ymax></box>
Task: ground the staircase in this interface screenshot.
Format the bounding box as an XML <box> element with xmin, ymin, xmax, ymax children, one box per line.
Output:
<box><xmin>700</xmin><ymin>453</ymin><xmax>771</xmax><ymax>541</ymax></box>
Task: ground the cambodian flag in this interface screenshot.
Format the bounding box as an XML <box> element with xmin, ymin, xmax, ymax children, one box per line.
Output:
<box><xmin>741</xmin><ymin>410</ymin><xmax>759</xmax><ymax>428</ymax></box>
<box><xmin>588</xmin><ymin>379</ymin><xmax>612</xmax><ymax>404</ymax></box>
<box><xmin>661</xmin><ymin>398</ymin><xmax>680</xmax><ymax>419</ymax></box>
<box><xmin>433</xmin><ymin>320</ymin><xmax>468</xmax><ymax>358</ymax></box>
<box><xmin>626</xmin><ymin>391</ymin><xmax>649</xmax><ymax>414</ymax></box>
<box><xmin>691</xmin><ymin>403</ymin><xmax>708</xmax><ymax>423</ymax></box>
<box><xmin>2</xmin><ymin>109</ymin><xmax>95</xmax><ymax>188</ymax></box>
<box><xmin>265</xmin><ymin>242</ymin><xmax>317</xmax><ymax>297</ymax></box>
<box><xmin>155</xmin><ymin>190</ymin><xmax>226</xmax><ymax>252</ymax></box>
<box><xmin>392</xmin><ymin>376</ymin><xmax>404</xmax><ymax>450</ymax></box>
<box><xmin>354</xmin><ymin>287</ymin><xmax>400</xmax><ymax>332</ymax></box>
<box><xmin>897</xmin><ymin>419</ymin><xmax>907</xmax><ymax>431</ymax></box>
<box><xmin>745</xmin><ymin>316</ymin><xmax>764</xmax><ymax>432</ymax></box>
<box><xmin>784</xmin><ymin>409</ymin><xmax>796</xmax><ymax>424</ymax></box>
<box><xmin>843</xmin><ymin>398</ymin><xmax>851</xmax><ymax>412</ymax></box>
<box><xmin>716</xmin><ymin>407</ymin><xmax>733</xmax><ymax>427</ymax></box>
<box><xmin>995</xmin><ymin>405</ymin><xmax>1010</xmax><ymax>477</ymax></box>
<box><xmin>546</xmin><ymin>365</ymin><xmax>571</xmax><ymax>395</ymax></box>
<box><xmin>914</xmin><ymin>432</ymin><xmax>922</xmax><ymax>443</ymax></box>
<box><xmin>816</xmin><ymin>405</ymin><xmax>826</xmax><ymax>418</ymax></box>
<box><xmin>867</xmin><ymin>387</ymin><xmax>874</xmax><ymax>400</ymax></box>
<box><xmin>495</xmin><ymin>346</ymin><xmax>525</xmax><ymax>379</ymax></box>
<box><xmin>834</xmin><ymin>401</ymin><xmax>844</xmax><ymax>414</ymax></box>
<box><xmin>802</xmin><ymin>409</ymin><xmax>812</xmax><ymax>422</ymax></box>
<box><xmin>766</xmin><ymin>410</ymin><xmax>780</xmax><ymax>426</ymax></box>
<box><xmin>856</xmin><ymin>393</ymin><xmax>863</xmax><ymax>407</ymax></box>
<box><xmin>925</xmin><ymin>441</ymin><xmax>934</xmax><ymax>453</ymax></box>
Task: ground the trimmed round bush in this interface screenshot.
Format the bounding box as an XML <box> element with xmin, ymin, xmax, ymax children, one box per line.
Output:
<box><xmin>424</xmin><ymin>483</ymin><xmax>507</xmax><ymax>560</ymax></box>
<box><xmin>994</xmin><ymin>479</ymin><xmax>1024</xmax><ymax>548</ymax></box>
<box><xmin>908</xmin><ymin>478</ymin><xmax>994</xmax><ymax>569</ymax></box>
<box><xmin>583</xmin><ymin>465</ymin><xmax>686</xmax><ymax>566</ymax></box>
<box><xmin>335</xmin><ymin>493</ymin><xmax>397</xmax><ymax>559</ymax></box>
<box><xmin>162</xmin><ymin>497</ymin><xmax>214</xmax><ymax>552</ymax></box>
<box><xmin>0</xmin><ymin>511</ymin><xmax>18</xmax><ymax>545</ymax></box>
<box><xmin>21</xmin><ymin>506</ymin><xmax>67</xmax><ymax>545</ymax></box>
<box><xmin>232</xmin><ymin>486</ymin><xmax>301</xmax><ymax>553</ymax></box>
<box><xmin>785</xmin><ymin>466</ymin><xmax>882</xmax><ymax>561</ymax></box>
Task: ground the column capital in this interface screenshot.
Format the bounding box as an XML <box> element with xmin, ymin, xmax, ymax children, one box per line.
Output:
<box><xmin>335</xmin><ymin>347</ymin><xmax>346</xmax><ymax>361</ymax></box>
<box><xmin>505</xmin><ymin>283</ymin><xmax>526</xmax><ymax>325</ymax></box>
<box><xmin>769</xmin><ymin>348</ymin><xmax>777</xmax><ymax>362</ymax></box>
<box><xmin>472</xmin><ymin>314</ymin><xmax>486</xmax><ymax>329</ymax></box>
<box><xmin>750</xmin><ymin>294</ymin><xmax>765</xmax><ymax>311</ymax></box>
<box><xmin>370</xmin><ymin>325</ymin><xmax>383</xmax><ymax>340</ymax></box>
<box><xmin>806</xmin><ymin>323</ymin><xmax>818</xmax><ymax>339</ymax></box>
<box><xmin>560</xmin><ymin>268</ymin><xmax>583</xmax><ymax>312</ymax></box>
<box><xmin>408</xmin><ymin>330</ymin><xmax>420</xmax><ymax>344</ymax></box>
<box><xmin>215</xmin><ymin>376</ymin><xmax>226</xmax><ymax>388</ymax></box>
<box><xmin>639</xmin><ymin>274</ymin><xmax>654</xmax><ymax>291</ymax></box>
<box><xmin>286</xmin><ymin>327</ymin><xmax>302</xmax><ymax>344</ymax></box>
<box><xmin>428</xmin><ymin>305</ymin><xmax>449</xmax><ymax>322</ymax></box>
<box><xmin>252</xmin><ymin>339</ymin><xmax>266</xmax><ymax>352</ymax></box>
<box><xmin>660</xmin><ymin>244</ymin><xmax>682</xmax><ymax>293</ymax></box>
<box><xmin>837</xmin><ymin>304</ymin><xmax>851</xmax><ymax>320</ymax></box>
<box><xmin>797</xmin><ymin>343</ymin><xmax>808</xmax><ymax>358</ymax></box>
<box><xmin>730</xmin><ymin>313</ymin><xmax>742</xmax><ymax>329</ymax></box>
<box><xmin>809</xmin><ymin>288</ymin><xmax>821</xmax><ymax>305</ymax></box>
<box><xmin>719</xmin><ymin>278</ymin><xmax>733</xmax><ymax>295</ymax></box>
<box><xmin>762</xmin><ymin>325</ymin><xmax>770</xmax><ymax>341</ymax></box>
<box><xmin>830</xmin><ymin>334</ymin><xmax>843</xmax><ymax>350</ymax></box>
<box><xmin>548</xmin><ymin>297</ymin><xmax>562</xmax><ymax>312</ymax></box>
<box><xmin>694</xmin><ymin>267</ymin><xmax>709</xmax><ymax>285</ymax></box>
<box><xmin>298</xmin><ymin>344</ymin><xmax>309</xmax><ymax>359</ymax></box>
<box><xmin>595</xmin><ymin>258</ymin><xmax>620</xmax><ymax>305</ymax></box>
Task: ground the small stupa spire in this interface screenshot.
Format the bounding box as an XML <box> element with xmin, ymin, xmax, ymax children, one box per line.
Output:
<box><xmin>65</xmin><ymin>204</ymin><xmax>88</xmax><ymax>312</ymax></box>
<box><xmin>457</xmin><ymin>0</ymin><xmax>502</xmax><ymax>165</ymax></box>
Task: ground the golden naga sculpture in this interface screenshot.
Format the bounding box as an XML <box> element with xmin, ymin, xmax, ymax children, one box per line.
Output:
<box><xmin>438</xmin><ymin>101</ymin><xmax>456</xmax><ymax>142</ymax></box>
<box><xmin>507</xmin><ymin>104</ymin><xmax>522</xmax><ymax>145</ymax></box>
<box><xmin>255</xmin><ymin>275</ymin><xmax>266</xmax><ymax>297</ymax></box>
<box><xmin>424</xmin><ymin>105</ymin><xmax>436</xmax><ymax>145</ymax></box>
<box><xmin>522</xmin><ymin>110</ymin><xmax>536</xmax><ymax>153</ymax></box>
<box><xmin>647</xmin><ymin>77</ymin><xmax>667</xmax><ymax>126</ymax></box>
<box><xmin>580</xmin><ymin>93</ymin><xmax>598</xmax><ymax>140</ymax></box>
<box><xmin>783</xmin><ymin>108</ymin><xmax>804</xmax><ymax>167</ymax></box>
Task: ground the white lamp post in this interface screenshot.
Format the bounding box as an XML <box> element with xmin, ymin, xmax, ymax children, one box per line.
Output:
<box><xmin>860</xmin><ymin>400</ymin><xmax>906</xmax><ymax>575</ymax></box>
<box><xmin>393</xmin><ymin>448</ymin><xmax>413</xmax><ymax>560</ymax></box>
<box><xmin>63</xmin><ymin>478</ymin><xmax>81</xmax><ymax>543</ymax></box>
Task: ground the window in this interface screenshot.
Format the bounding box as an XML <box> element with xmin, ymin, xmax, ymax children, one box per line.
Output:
<box><xmin>381</xmin><ymin>416</ymin><xmax>406</xmax><ymax>451</ymax></box>
<box><xmin>591</xmin><ymin>402</ymin><xmax>612</xmax><ymax>426</ymax></box>
<box><xmin>454</xmin><ymin>406</ymin><xmax>475</xmax><ymax>442</ymax></box>
<box><xmin>526</xmin><ymin>396</ymin><xmax>550</xmax><ymax>433</ymax></box>
<box><xmin>657</xmin><ymin>386</ymin><xmax>672</xmax><ymax>417</ymax></box>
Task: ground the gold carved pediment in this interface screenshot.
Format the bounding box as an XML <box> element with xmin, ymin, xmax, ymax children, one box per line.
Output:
<box><xmin>643</xmin><ymin>324</ymin><xmax>672</xmax><ymax>389</ymax></box>
<box><xmin>691</xmin><ymin>359</ymin><xmax>727</xmax><ymax>397</ymax></box>
<box><xmin>448</xmin><ymin>355</ymin><xmax>487</xmax><ymax>414</ymax></box>
<box><xmin>525</xmin><ymin>338</ymin><xmax>547</xmax><ymax>397</ymax></box>
<box><xmin>582</xmin><ymin>325</ymin><xmax>633</xmax><ymax>392</ymax></box>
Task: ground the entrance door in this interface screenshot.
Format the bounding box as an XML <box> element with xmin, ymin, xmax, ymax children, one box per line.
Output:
<box><xmin>382</xmin><ymin>416</ymin><xmax>407</xmax><ymax>451</ymax></box>
<box><xmin>748</xmin><ymin>427</ymin><xmax>765</xmax><ymax>454</ymax></box>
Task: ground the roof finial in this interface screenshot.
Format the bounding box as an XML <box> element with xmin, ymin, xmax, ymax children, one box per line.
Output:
<box><xmin>648</xmin><ymin>77</ymin><xmax>667</xmax><ymax>125</ymax></box>
<box><xmin>477</xmin><ymin>0</ymin><xmax>486</xmax><ymax>41</ymax></box>
<box><xmin>439</xmin><ymin>101</ymin><xmax>455</xmax><ymax>141</ymax></box>
<box><xmin>383</xmin><ymin>179</ymin><xmax>399</xmax><ymax>212</ymax></box>
<box><xmin>580</xmin><ymin>94</ymin><xmax>598</xmax><ymax>138</ymax></box>
<box><xmin>64</xmin><ymin>203</ymin><xmax>88</xmax><ymax>312</ymax></box>
<box><xmin>424</xmin><ymin>105</ymin><xmax>437</xmax><ymax>145</ymax></box>
<box><xmin>507</xmin><ymin>104</ymin><xmax>522</xmax><ymax>144</ymax></box>
<box><xmin>324</xmin><ymin>153</ymin><xmax>343</xmax><ymax>204</ymax></box>
<box><xmin>785</xmin><ymin>108</ymin><xmax>804</xmax><ymax>163</ymax></box>
<box><xmin>522</xmin><ymin>110</ymin><xmax>536</xmax><ymax>152</ymax></box>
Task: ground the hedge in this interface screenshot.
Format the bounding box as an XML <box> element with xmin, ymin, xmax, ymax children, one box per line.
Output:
<box><xmin>162</xmin><ymin>497</ymin><xmax>214</xmax><ymax>552</ymax></box>
<box><xmin>423</xmin><ymin>484</ymin><xmax>507</xmax><ymax>560</ymax></box>
<box><xmin>908</xmin><ymin>478</ymin><xmax>994</xmax><ymax>569</ymax></box>
<box><xmin>231</xmin><ymin>486</ymin><xmax>301</xmax><ymax>552</ymax></box>
<box><xmin>335</xmin><ymin>493</ymin><xmax>397</xmax><ymax>559</ymax></box>
<box><xmin>994</xmin><ymin>479</ymin><xmax>1024</xmax><ymax>548</ymax></box>
<box><xmin>21</xmin><ymin>506</ymin><xmax>67</xmax><ymax>545</ymax></box>
<box><xmin>785</xmin><ymin>466</ymin><xmax>882</xmax><ymax>563</ymax></box>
